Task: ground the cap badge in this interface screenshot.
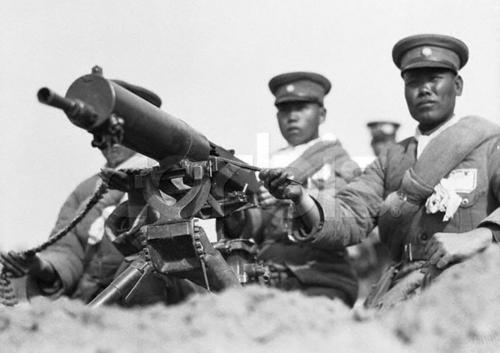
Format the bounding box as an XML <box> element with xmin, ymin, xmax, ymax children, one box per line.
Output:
<box><xmin>421</xmin><ymin>47</ymin><xmax>433</xmax><ymax>57</ymax></box>
<box><xmin>286</xmin><ymin>84</ymin><xmax>295</xmax><ymax>92</ymax></box>
<box><xmin>380</xmin><ymin>124</ymin><xmax>395</xmax><ymax>135</ymax></box>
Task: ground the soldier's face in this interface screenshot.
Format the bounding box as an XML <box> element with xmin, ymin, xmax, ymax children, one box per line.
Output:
<box><xmin>100</xmin><ymin>144</ymin><xmax>136</xmax><ymax>168</ymax></box>
<box><xmin>403</xmin><ymin>68</ymin><xmax>463</xmax><ymax>132</ymax></box>
<box><xmin>371</xmin><ymin>140</ymin><xmax>395</xmax><ymax>157</ymax></box>
<box><xmin>276</xmin><ymin>102</ymin><xmax>325</xmax><ymax>146</ymax></box>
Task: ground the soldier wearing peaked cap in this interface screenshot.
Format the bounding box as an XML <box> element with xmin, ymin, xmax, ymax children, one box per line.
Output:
<box><xmin>392</xmin><ymin>34</ymin><xmax>468</xmax><ymax>73</ymax></box>
<box><xmin>269</xmin><ymin>72</ymin><xmax>331</xmax><ymax>105</ymax></box>
<box><xmin>1</xmin><ymin>81</ymin><xmax>201</xmax><ymax>306</ymax></box>
<box><xmin>367</xmin><ymin>120</ymin><xmax>400</xmax><ymax>157</ymax></box>
<box><xmin>258</xmin><ymin>34</ymin><xmax>500</xmax><ymax>309</ymax></box>
<box><xmin>223</xmin><ymin>72</ymin><xmax>362</xmax><ymax>307</ymax></box>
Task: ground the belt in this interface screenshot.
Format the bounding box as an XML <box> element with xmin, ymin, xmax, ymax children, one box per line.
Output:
<box><xmin>402</xmin><ymin>242</ymin><xmax>427</xmax><ymax>262</ymax></box>
<box><xmin>403</xmin><ymin>243</ymin><xmax>414</xmax><ymax>262</ymax></box>
<box><xmin>392</xmin><ymin>260</ymin><xmax>427</xmax><ymax>282</ymax></box>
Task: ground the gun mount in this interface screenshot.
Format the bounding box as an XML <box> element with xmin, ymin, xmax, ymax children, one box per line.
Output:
<box><xmin>38</xmin><ymin>66</ymin><xmax>262</xmax><ymax>306</ymax></box>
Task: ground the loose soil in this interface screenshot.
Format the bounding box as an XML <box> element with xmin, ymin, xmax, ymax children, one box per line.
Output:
<box><xmin>1</xmin><ymin>245</ymin><xmax>499</xmax><ymax>353</ymax></box>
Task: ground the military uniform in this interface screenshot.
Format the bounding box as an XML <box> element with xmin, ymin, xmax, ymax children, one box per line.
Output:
<box><xmin>310</xmin><ymin>119</ymin><xmax>500</xmax><ymax>251</ymax></box>
<box><xmin>232</xmin><ymin>72</ymin><xmax>361</xmax><ymax>306</ymax></box>
<box><xmin>348</xmin><ymin>121</ymin><xmax>400</xmax><ymax>277</ymax></box>
<box><xmin>21</xmin><ymin>81</ymin><xmax>166</xmax><ymax>303</ymax></box>
<box><xmin>5</xmin><ymin>173</ymin><xmax>107</xmax><ymax>302</ymax></box>
<box><xmin>288</xmin><ymin>35</ymin><xmax>500</xmax><ymax>308</ymax></box>
<box><xmin>32</xmin><ymin>153</ymin><xmax>152</xmax><ymax>300</ymax></box>
<box><xmin>39</xmin><ymin>173</ymin><xmax>120</xmax><ymax>296</ymax></box>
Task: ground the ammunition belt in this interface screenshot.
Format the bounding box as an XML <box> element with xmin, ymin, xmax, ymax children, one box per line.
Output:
<box><xmin>0</xmin><ymin>181</ymin><xmax>109</xmax><ymax>306</ymax></box>
<box><xmin>0</xmin><ymin>272</ymin><xmax>18</xmax><ymax>306</ymax></box>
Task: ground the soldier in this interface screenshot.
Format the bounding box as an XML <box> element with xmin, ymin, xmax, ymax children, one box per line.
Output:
<box><xmin>224</xmin><ymin>72</ymin><xmax>361</xmax><ymax>307</ymax></box>
<box><xmin>367</xmin><ymin>121</ymin><xmax>400</xmax><ymax>157</ymax></box>
<box><xmin>351</xmin><ymin>120</ymin><xmax>400</xmax><ymax>271</ymax></box>
<box><xmin>348</xmin><ymin>121</ymin><xmax>401</xmax><ymax>295</ymax></box>
<box><xmin>259</xmin><ymin>34</ymin><xmax>500</xmax><ymax>309</ymax></box>
<box><xmin>0</xmin><ymin>81</ymin><xmax>174</xmax><ymax>305</ymax></box>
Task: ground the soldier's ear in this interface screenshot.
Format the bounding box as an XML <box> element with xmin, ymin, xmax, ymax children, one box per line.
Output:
<box><xmin>455</xmin><ymin>75</ymin><xmax>463</xmax><ymax>96</ymax></box>
<box><xmin>319</xmin><ymin>107</ymin><xmax>326</xmax><ymax>124</ymax></box>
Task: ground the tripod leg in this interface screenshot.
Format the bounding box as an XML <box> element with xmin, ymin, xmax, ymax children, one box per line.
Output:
<box><xmin>88</xmin><ymin>258</ymin><xmax>153</xmax><ymax>308</ymax></box>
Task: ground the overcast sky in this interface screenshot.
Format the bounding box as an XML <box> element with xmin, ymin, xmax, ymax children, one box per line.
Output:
<box><xmin>1</xmin><ymin>0</ymin><xmax>500</xmax><ymax>250</ymax></box>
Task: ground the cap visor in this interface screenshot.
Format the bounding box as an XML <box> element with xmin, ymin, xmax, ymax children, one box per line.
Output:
<box><xmin>401</xmin><ymin>61</ymin><xmax>457</xmax><ymax>73</ymax></box>
<box><xmin>275</xmin><ymin>96</ymin><xmax>320</xmax><ymax>106</ymax></box>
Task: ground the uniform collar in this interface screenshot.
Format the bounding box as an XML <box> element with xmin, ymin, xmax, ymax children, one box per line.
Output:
<box><xmin>414</xmin><ymin>115</ymin><xmax>459</xmax><ymax>141</ymax></box>
<box><xmin>279</xmin><ymin>133</ymin><xmax>337</xmax><ymax>152</ymax></box>
<box><xmin>414</xmin><ymin>115</ymin><xmax>460</xmax><ymax>158</ymax></box>
<box><xmin>105</xmin><ymin>153</ymin><xmax>157</xmax><ymax>170</ymax></box>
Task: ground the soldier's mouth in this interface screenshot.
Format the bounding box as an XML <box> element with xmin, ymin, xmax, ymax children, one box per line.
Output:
<box><xmin>287</xmin><ymin>127</ymin><xmax>301</xmax><ymax>133</ymax></box>
<box><xmin>417</xmin><ymin>100</ymin><xmax>437</xmax><ymax>108</ymax></box>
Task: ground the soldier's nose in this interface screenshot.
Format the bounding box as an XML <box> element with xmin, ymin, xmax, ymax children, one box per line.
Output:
<box><xmin>417</xmin><ymin>83</ymin><xmax>432</xmax><ymax>96</ymax></box>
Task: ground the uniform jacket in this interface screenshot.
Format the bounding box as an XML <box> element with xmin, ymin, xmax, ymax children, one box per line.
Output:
<box><xmin>247</xmin><ymin>137</ymin><xmax>361</xmax><ymax>241</ymax></box>
<box><xmin>33</xmin><ymin>154</ymin><xmax>152</xmax><ymax>298</ymax></box>
<box><xmin>308</xmin><ymin>117</ymin><xmax>500</xmax><ymax>262</ymax></box>
<box><xmin>36</xmin><ymin>174</ymin><xmax>125</xmax><ymax>296</ymax></box>
<box><xmin>239</xmin><ymin>137</ymin><xmax>361</xmax><ymax>305</ymax></box>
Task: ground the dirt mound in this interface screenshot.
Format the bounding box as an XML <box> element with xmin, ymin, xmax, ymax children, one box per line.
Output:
<box><xmin>1</xmin><ymin>245</ymin><xmax>500</xmax><ymax>353</ymax></box>
<box><xmin>0</xmin><ymin>287</ymin><xmax>408</xmax><ymax>353</ymax></box>
<box><xmin>384</xmin><ymin>245</ymin><xmax>500</xmax><ymax>353</ymax></box>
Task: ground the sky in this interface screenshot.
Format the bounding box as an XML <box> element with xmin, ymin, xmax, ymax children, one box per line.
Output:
<box><xmin>1</xmin><ymin>0</ymin><xmax>500</xmax><ymax>250</ymax></box>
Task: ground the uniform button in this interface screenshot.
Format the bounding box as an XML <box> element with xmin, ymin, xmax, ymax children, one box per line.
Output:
<box><xmin>461</xmin><ymin>198</ymin><xmax>469</xmax><ymax>206</ymax></box>
<box><xmin>420</xmin><ymin>233</ymin><xmax>428</xmax><ymax>241</ymax></box>
<box><xmin>397</xmin><ymin>191</ymin><xmax>408</xmax><ymax>201</ymax></box>
<box><xmin>391</xmin><ymin>207</ymin><xmax>402</xmax><ymax>217</ymax></box>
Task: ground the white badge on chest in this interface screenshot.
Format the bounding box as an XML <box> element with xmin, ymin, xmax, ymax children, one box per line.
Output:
<box><xmin>446</xmin><ymin>168</ymin><xmax>477</xmax><ymax>193</ymax></box>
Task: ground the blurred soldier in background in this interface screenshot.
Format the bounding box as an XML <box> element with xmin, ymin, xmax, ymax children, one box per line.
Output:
<box><xmin>367</xmin><ymin>121</ymin><xmax>400</xmax><ymax>157</ymax></box>
<box><xmin>348</xmin><ymin>121</ymin><xmax>401</xmax><ymax>299</ymax></box>
<box><xmin>223</xmin><ymin>72</ymin><xmax>361</xmax><ymax>307</ymax></box>
<box><xmin>0</xmin><ymin>82</ymin><xmax>192</xmax><ymax>305</ymax></box>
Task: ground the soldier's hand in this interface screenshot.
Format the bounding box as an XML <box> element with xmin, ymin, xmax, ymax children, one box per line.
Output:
<box><xmin>0</xmin><ymin>251</ymin><xmax>41</xmax><ymax>278</ymax></box>
<box><xmin>425</xmin><ymin>228</ymin><xmax>493</xmax><ymax>269</ymax></box>
<box><xmin>259</xmin><ymin>168</ymin><xmax>303</xmax><ymax>203</ymax></box>
<box><xmin>257</xmin><ymin>185</ymin><xmax>278</xmax><ymax>208</ymax></box>
<box><xmin>99</xmin><ymin>168</ymin><xmax>131</xmax><ymax>191</ymax></box>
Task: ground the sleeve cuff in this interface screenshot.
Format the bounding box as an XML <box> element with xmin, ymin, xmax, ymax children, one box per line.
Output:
<box><xmin>290</xmin><ymin>196</ymin><xmax>325</xmax><ymax>243</ymax></box>
<box><xmin>479</xmin><ymin>223</ymin><xmax>500</xmax><ymax>242</ymax></box>
<box><xmin>478</xmin><ymin>208</ymin><xmax>500</xmax><ymax>242</ymax></box>
<box><xmin>37</xmin><ymin>276</ymin><xmax>64</xmax><ymax>297</ymax></box>
<box><xmin>38</xmin><ymin>251</ymin><xmax>82</xmax><ymax>293</ymax></box>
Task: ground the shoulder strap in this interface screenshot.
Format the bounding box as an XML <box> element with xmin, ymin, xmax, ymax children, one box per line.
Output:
<box><xmin>285</xmin><ymin>139</ymin><xmax>357</xmax><ymax>183</ymax></box>
<box><xmin>383</xmin><ymin>137</ymin><xmax>418</xmax><ymax>195</ymax></box>
<box><xmin>400</xmin><ymin>116</ymin><xmax>500</xmax><ymax>203</ymax></box>
<box><xmin>379</xmin><ymin>116</ymin><xmax>500</xmax><ymax>261</ymax></box>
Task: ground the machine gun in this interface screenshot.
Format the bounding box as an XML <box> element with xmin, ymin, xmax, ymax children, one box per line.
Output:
<box><xmin>37</xmin><ymin>66</ymin><xmax>263</xmax><ymax>306</ymax></box>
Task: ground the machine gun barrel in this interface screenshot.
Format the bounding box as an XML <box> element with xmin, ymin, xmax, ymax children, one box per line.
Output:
<box><xmin>37</xmin><ymin>87</ymin><xmax>74</xmax><ymax>111</ymax></box>
<box><xmin>37</xmin><ymin>87</ymin><xmax>98</xmax><ymax>129</ymax></box>
<box><xmin>39</xmin><ymin>69</ymin><xmax>212</xmax><ymax>164</ymax></box>
<box><xmin>38</xmin><ymin>67</ymin><xmax>260</xmax><ymax>197</ymax></box>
